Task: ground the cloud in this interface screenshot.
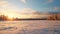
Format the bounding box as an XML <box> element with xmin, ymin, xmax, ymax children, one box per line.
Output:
<box><xmin>43</xmin><ymin>7</ymin><xmax>60</xmax><ymax>12</ymax></box>
<box><xmin>0</xmin><ymin>1</ymin><xmax>8</xmax><ymax>7</ymax></box>
<box><xmin>44</xmin><ymin>0</ymin><xmax>53</xmax><ymax>4</ymax></box>
<box><xmin>20</xmin><ymin>0</ymin><xmax>27</xmax><ymax>3</ymax></box>
<box><xmin>48</xmin><ymin>7</ymin><xmax>60</xmax><ymax>12</ymax></box>
<box><xmin>18</xmin><ymin>8</ymin><xmax>49</xmax><ymax>18</ymax></box>
<box><xmin>0</xmin><ymin>0</ymin><xmax>21</xmax><ymax>16</ymax></box>
<box><xmin>19</xmin><ymin>8</ymin><xmax>50</xmax><ymax>15</ymax></box>
<box><xmin>53</xmin><ymin>7</ymin><xmax>60</xmax><ymax>11</ymax></box>
<box><xmin>48</xmin><ymin>0</ymin><xmax>53</xmax><ymax>3</ymax></box>
<box><xmin>19</xmin><ymin>8</ymin><xmax>37</xmax><ymax>14</ymax></box>
<box><xmin>0</xmin><ymin>0</ymin><xmax>50</xmax><ymax>18</ymax></box>
<box><xmin>41</xmin><ymin>7</ymin><xmax>60</xmax><ymax>14</ymax></box>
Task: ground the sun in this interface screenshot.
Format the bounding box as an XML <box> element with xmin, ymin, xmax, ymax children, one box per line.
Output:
<box><xmin>8</xmin><ymin>14</ymin><xmax>16</xmax><ymax>18</ymax></box>
<box><xmin>6</xmin><ymin>14</ymin><xmax>16</xmax><ymax>19</ymax></box>
<box><xmin>8</xmin><ymin>15</ymin><xmax>14</xmax><ymax>18</ymax></box>
<box><xmin>6</xmin><ymin>14</ymin><xmax>16</xmax><ymax>20</ymax></box>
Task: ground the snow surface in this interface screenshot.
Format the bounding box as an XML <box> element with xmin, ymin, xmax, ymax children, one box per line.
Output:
<box><xmin>0</xmin><ymin>20</ymin><xmax>60</xmax><ymax>34</ymax></box>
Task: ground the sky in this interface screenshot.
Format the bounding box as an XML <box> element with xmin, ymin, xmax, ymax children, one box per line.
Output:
<box><xmin>0</xmin><ymin>0</ymin><xmax>60</xmax><ymax>18</ymax></box>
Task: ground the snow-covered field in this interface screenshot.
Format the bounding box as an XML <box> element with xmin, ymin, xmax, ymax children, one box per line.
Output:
<box><xmin>0</xmin><ymin>20</ymin><xmax>60</xmax><ymax>34</ymax></box>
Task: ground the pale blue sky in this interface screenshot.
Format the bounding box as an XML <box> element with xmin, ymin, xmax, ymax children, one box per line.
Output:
<box><xmin>6</xmin><ymin>0</ymin><xmax>60</xmax><ymax>11</ymax></box>
<box><xmin>0</xmin><ymin>0</ymin><xmax>60</xmax><ymax>15</ymax></box>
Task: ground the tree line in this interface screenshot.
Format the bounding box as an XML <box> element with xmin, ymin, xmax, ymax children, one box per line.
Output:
<box><xmin>0</xmin><ymin>15</ymin><xmax>8</xmax><ymax>20</ymax></box>
<box><xmin>0</xmin><ymin>14</ymin><xmax>60</xmax><ymax>21</ymax></box>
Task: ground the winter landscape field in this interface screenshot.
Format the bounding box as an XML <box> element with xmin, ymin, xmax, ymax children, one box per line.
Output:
<box><xmin>0</xmin><ymin>20</ymin><xmax>60</xmax><ymax>34</ymax></box>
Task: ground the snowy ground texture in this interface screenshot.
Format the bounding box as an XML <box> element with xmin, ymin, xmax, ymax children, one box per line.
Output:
<box><xmin>0</xmin><ymin>20</ymin><xmax>60</xmax><ymax>34</ymax></box>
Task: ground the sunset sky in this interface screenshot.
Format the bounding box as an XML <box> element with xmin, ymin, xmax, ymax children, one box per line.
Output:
<box><xmin>0</xmin><ymin>0</ymin><xmax>60</xmax><ymax>18</ymax></box>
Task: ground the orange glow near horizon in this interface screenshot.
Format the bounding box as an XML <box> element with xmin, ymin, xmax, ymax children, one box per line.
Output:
<box><xmin>2</xmin><ymin>13</ymin><xmax>45</xmax><ymax>19</ymax></box>
<box><xmin>6</xmin><ymin>14</ymin><xmax>15</xmax><ymax>20</ymax></box>
<box><xmin>4</xmin><ymin>13</ymin><xmax>17</xmax><ymax>20</ymax></box>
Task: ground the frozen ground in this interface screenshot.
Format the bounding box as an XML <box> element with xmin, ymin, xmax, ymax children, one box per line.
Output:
<box><xmin>0</xmin><ymin>20</ymin><xmax>60</xmax><ymax>34</ymax></box>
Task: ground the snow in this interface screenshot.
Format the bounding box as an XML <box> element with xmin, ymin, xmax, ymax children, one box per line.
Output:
<box><xmin>0</xmin><ymin>20</ymin><xmax>60</xmax><ymax>34</ymax></box>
